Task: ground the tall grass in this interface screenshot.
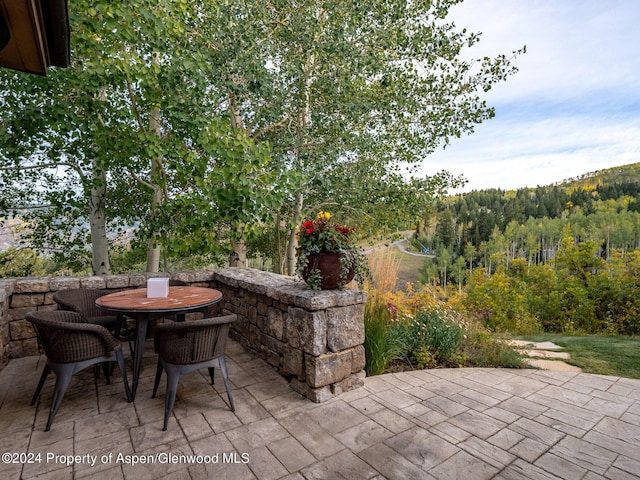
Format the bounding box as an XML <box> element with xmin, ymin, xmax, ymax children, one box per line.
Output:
<box><xmin>365</xmin><ymin>252</ymin><xmax>400</xmax><ymax>293</ymax></box>
<box><xmin>364</xmin><ymin>300</ymin><xmax>401</xmax><ymax>375</ymax></box>
<box><xmin>363</xmin><ymin>254</ymin><xmax>402</xmax><ymax>375</ymax></box>
<box><xmin>463</xmin><ymin>327</ymin><xmax>524</xmax><ymax>368</ymax></box>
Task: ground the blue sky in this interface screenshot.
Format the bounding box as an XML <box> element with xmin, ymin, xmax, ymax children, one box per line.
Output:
<box><xmin>420</xmin><ymin>0</ymin><xmax>640</xmax><ymax>192</ymax></box>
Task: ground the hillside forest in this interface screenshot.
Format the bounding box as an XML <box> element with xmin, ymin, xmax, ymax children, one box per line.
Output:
<box><xmin>3</xmin><ymin>163</ymin><xmax>640</xmax><ymax>339</ymax></box>
<box><xmin>416</xmin><ymin>164</ymin><xmax>640</xmax><ymax>336</ymax></box>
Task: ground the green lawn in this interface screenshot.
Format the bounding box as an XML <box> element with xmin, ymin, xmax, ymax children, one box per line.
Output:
<box><xmin>517</xmin><ymin>334</ymin><xmax>640</xmax><ymax>379</ymax></box>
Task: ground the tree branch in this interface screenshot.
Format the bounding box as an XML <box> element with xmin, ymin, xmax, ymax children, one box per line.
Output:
<box><xmin>126</xmin><ymin>80</ymin><xmax>146</xmax><ymax>130</ymax></box>
<box><xmin>253</xmin><ymin>113</ymin><xmax>292</xmax><ymax>139</ymax></box>
<box><xmin>0</xmin><ymin>162</ymin><xmax>76</xmax><ymax>172</ymax></box>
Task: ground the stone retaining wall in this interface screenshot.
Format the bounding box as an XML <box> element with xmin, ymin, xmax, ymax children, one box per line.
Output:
<box><xmin>0</xmin><ymin>268</ymin><xmax>366</xmax><ymax>402</ymax></box>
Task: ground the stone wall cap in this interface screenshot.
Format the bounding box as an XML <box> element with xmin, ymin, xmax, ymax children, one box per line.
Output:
<box><xmin>0</xmin><ymin>280</ymin><xmax>14</xmax><ymax>298</ymax></box>
<box><xmin>214</xmin><ymin>267</ymin><xmax>295</xmax><ymax>295</ymax></box>
<box><xmin>0</xmin><ymin>281</ymin><xmax>13</xmax><ymax>303</ymax></box>
<box><xmin>214</xmin><ymin>267</ymin><xmax>365</xmax><ymax>309</ymax></box>
<box><xmin>13</xmin><ymin>277</ymin><xmax>51</xmax><ymax>293</ymax></box>
<box><xmin>50</xmin><ymin>277</ymin><xmax>81</xmax><ymax>290</ymax></box>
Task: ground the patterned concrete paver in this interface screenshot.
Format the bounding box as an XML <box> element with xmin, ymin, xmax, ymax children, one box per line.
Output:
<box><xmin>1</xmin><ymin>339</ymin><xmax>639</xmax><ymax>479</ymax></box>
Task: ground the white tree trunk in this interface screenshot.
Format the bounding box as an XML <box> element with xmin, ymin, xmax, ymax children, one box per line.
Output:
<box><xmin>227</xmin><ymin>93</ymin><xmax>249</xmax><ymax>267</ymax></box>
<box><xmin>89</xmin><ymin>158</ymin><xmax>110</xmax><ymax>275</ymax></box>
<box><xmin>89</xmin><ymin>87</ymin><xmax>111</xmax><ymax>275</ymax></box>
<box><xmin>146</xmin><ymin>108</ymin><xmax>162</xmax><ymax>273</ymax></box>
<box><xmin>286</xmin><ymin>192</ymin><xmax>304</xmax><ymax>276</ymax></box>
<box><xmin>229</xmin><ymin>240</ymin><xmax>248</xmax><ymax>267</ymax></box>
<box><xmin>285</xmin><ymin>47</ymin><xmax>316</xmax><ymax>277</ymax></box>
<box><xmin>145</xmin><ymin>183</ymin><xmax>162</xmax><ymax>273</ymax></box>
<box><xmin>272</xmin><ymin>214</ymin><xmax>284</xmax><ymax>274</ymax></box>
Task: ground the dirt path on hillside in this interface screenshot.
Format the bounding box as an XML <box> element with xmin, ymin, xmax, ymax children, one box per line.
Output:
<box><xmin>364</xmin><ymin>238</ymin><xmax>435</xmax><ymax>258</ymax></box>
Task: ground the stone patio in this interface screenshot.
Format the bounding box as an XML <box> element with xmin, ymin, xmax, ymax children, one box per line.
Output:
<box><xmin>1</xmin><ymin>339</ymin><xmax>640</xmax><ymax>479</ymax></box>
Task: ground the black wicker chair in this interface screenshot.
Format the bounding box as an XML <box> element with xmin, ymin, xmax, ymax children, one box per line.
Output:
<box><xmin>152</xmin><ymin>314</ymin><xmax>236</xmax><ymax>431</ymax></box>
<box><xmin>26</xmin><ymin>310</ymin><xmax>132</xmax><ymax>431</ymax></box>
<box><xmin>53</xmin><ymin>288</ymin><xmax>119</xmax><ymax>333</ymax></box>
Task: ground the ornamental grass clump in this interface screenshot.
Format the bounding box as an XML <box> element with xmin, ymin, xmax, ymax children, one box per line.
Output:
<box><xmin>295</xmin><ymin>211</ymin><xmax>370</xmax><ymax>290</ymax></box>
<box><xmin>364</xmin><ymin>295</ymin><xmax>406</xmax><ymax>376</ymax></box>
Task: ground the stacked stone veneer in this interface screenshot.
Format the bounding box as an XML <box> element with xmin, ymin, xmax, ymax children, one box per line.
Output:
<box><xmin>212</xmin><ymin>268</ymin><xmax>366</xmax><ymax>402</ymax></box>
<box><xmin>0</xmin><ymin>267</ymin><xmax>366</xmax><ymax>403</ymax></box>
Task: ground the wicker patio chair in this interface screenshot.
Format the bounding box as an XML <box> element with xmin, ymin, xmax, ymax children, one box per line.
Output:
<box><xmin>152</xmin><ymin>314</ymin><xmax>236</xmax><ymax>431</ymax></box>
<box><xmin>26</xmin><ymin>310</ymin><xmax>132</xmax><ymax>431</ymax></box>
<box><xmin>53</xmin><ymin>288</ymin><xmax>119</xmax><ymax>333</ymax></box>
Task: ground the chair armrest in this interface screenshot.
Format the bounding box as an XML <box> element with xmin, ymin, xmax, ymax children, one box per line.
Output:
<box><xmin>154</xmin><ymin>315</ymin><xmax>236</xmax><ymax>364</ymax></box>
<box><xmin>27</xmin><ymin>311</ymin><xmax>121</xmax><ymax>363</ymax></box>
<box><xmin>46</xmin><ymin>323</ymin><xmax>120</xmax><ymax>363</ymax></box>
<box><xmin>59</xmin><ymin>321</ymin><xmax>120</xmax><ymax>349</ymax></box>
<box><xmin>53</xmin><ymin>289</ymin><xmax>114</xmax><ymax>318</ymax></box>
<box><xmin>154</xmin><ymin>314</ymin><xmax>237</xmax><ymax>333</ymax></box>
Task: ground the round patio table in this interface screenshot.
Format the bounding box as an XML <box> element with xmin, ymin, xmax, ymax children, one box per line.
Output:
<box><xmin>96</xmin><ymin>286</ymin><xmax>223</xmax><ymax>399</ymax></box>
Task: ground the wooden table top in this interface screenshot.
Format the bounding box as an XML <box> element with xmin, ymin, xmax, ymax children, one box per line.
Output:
<box><xmin>95</xmin><ymin>286</ymin><xmax>222</xmax><ymax>313</ymax></box>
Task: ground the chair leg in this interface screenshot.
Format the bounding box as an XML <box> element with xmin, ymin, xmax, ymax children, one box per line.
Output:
<box><xmin>218</xmin><ymin>356</ymin><xmax>235</xmax><ymax>412</ymax></box>
<box><xmin>163</xmin><ymin>366</ymin><xmax>181</xmax><ymax>431</ymax></box>
<box><xmin>128</xmin><ymin>337</ymin><xmax>135</xmax><ymax>359</ymax></box>
<box><xmin>31</xmin><ymin>365</ymin><xmax>51</xmax><ymax>406</ymax></box>
<box><xmin>208</xmin><ymin>367</ymin><xmax>215</xmax><ymax>385</ymax></box>
<box><xmin>152</xmin><ymin>362</ymin><xmax>163</xmax><ymax>398</ymax></box>
<box><xmin>115</xmin><ymin>350</ymin><xmax>133</xmax><ymax>403</ymax></box>
<box><xmin>46</xmin><ymin>366</ymin><xmax>74</xmax><ymax>432</ymax></box>
<box><xmin>101</xmin><ymin>362</ymin><xmax>111</xmax><ymax>385</ymax></box>
<box><xmin>114</xmin><ymin>313</ymin><xmax>125</xmax><ymax>339</ymax></box>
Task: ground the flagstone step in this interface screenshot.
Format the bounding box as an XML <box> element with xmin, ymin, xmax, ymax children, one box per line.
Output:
<box><xmin>509</xmin><ymin>340</ymin><xmax>564</xmax><ymax>350</ymax></box>
<box><xmin>509</xmin><ymin>340</ymin><xmax>583</xmax><ymax>373</ymax></box>
<box><xmin>524</xmin><ymin>358</ymin><xmax>583</xmax><ymax>372</ymax></box>
<box><xmin>520</xmin><ymin>349</ymin><xmax>571</xmax><ymax>359</ymax></box>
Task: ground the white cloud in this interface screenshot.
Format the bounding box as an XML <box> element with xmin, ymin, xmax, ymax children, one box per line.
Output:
<box><xmin>425</xmin><ymin>112</ymin><xmax>640</xmax><ymax>191</ymax></box>
<box><xmin>419</xmin><ymin>0</ymin><xmax>640</xmax><ymax>192</ymax></box>
<box><xmin>452</xmin><ymin>0</ymin><xmax>640</xmax><ymax>95</ymax></box>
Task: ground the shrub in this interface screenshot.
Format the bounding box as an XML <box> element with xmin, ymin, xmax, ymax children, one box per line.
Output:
<box><xmin>389</xmin><ymin>308</ymin><xmax>465</xmax><ymax>368</ymax></box>
<box><xmin>463</xmin><ymin>328</ymin><xmax>524</xmax><ymax>368</ymax></box>
<box><xmin>0</xmin><ymin>247</ymin><xmax>47</xmax><ymax>278</ymax></box>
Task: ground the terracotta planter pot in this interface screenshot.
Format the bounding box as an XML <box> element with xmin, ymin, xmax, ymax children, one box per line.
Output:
<box><xmin>302</xmin><ymin>252</ymin><xmax>355</xmax><ymax>289</ymax></box>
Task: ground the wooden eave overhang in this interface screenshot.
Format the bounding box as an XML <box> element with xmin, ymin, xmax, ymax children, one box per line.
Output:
<box><xmin>0</xmin><ymin>0</ymin><xmax>70</xmax><ymax>76</ymax></box>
